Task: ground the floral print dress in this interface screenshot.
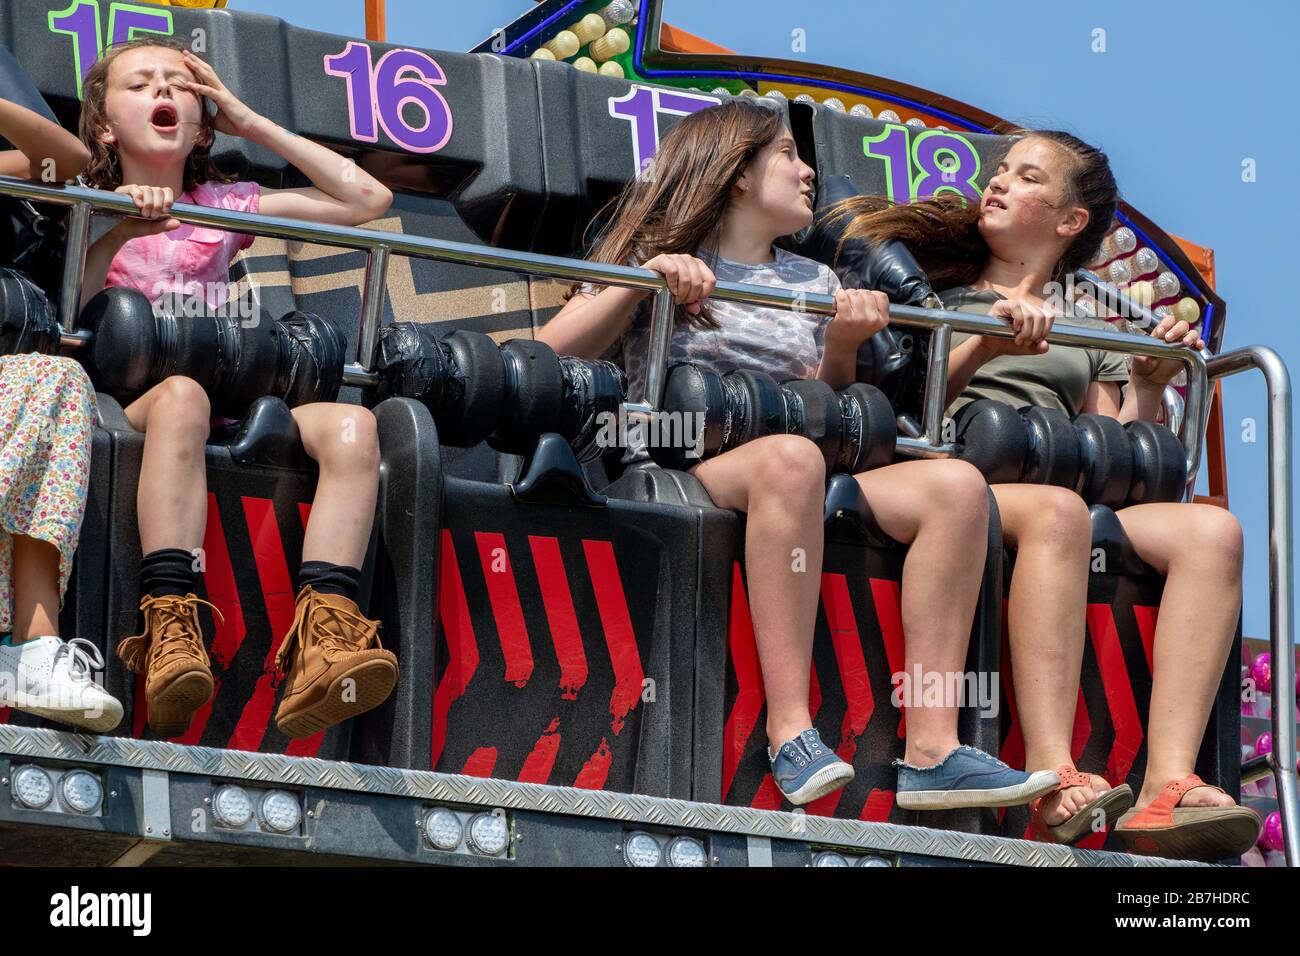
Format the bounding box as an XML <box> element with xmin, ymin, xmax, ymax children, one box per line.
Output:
<box><xmin>0</xmin><ymin>352</ymin><xmax>94</xmax><ymax>633</ymax></box>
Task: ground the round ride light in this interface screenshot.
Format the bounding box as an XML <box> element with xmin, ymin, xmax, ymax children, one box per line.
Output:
<box><xmin>856</xmin><ymin>855</ymin><xmax>893</xmax><ymax>867</ymax></box>
<box><xmin>422</xmin><ymin>807</ymin><xmax>464</xmax><ymax>851</ymax></box>
<box><xmin>666</xmin><ymin>836</ymin><xmax>708</xmax><ymax>868</ymax></box>
<box><xmin>591</xmin><ymin>27</ymin><xmax>631</xmax><ymax>63</ymax></box>
<box><xmin>59</xmin><ymin>770</ymin><xmax>102</xmax><ymax>814</ymax></box>
<box><xmin>1112</xmin><ymin>226</ymin><xmax>1137</xmax><ymax>254</ymax></box>
<box><xmin>12</xmin><ymin>765</ymin><xmax>53</xmax><ymax>810</ymax></box>
<box><xmin>257</xmin><ymin>790</ymin><xmax>301</xmax><ymax>833</ymax></box>
<box><xmin>467</xmin><ymin>812</ymin><xmax>510</xmax><ymax>856</ymax></box>
<box><xmin>622</xmin><ymin>831</ymin><xmax>662</xmax><ymax>867</ymax></box>
<box><xmin>599</xmin><ymin>0</ymin><xmax>635</xmax><ymax>26</ymax></box>
<box><xmin>572</xmin><ymin>56</ymin><xmax>597</xmax><ymax>73</ymax></box>
<box><xmin>813</xmin><ymin>851</ymin><xmax>850</xmax><ymax>867</ymax></box>
<box><xmin>822</xmin><ymin>96</ymin><xmax>845</xmax><ymax>111</ymax></box>
<box><xmin>530</xmin><ymin>48</ymin><xmax>556</xmax><ymax>61</ymax></box>
<box><xmin>211</xmin><ymin>784</ymin><xmax>254</xmax><ymax>828</ymax></box>
<box><xmin>599</xmin><ymin>61</ymin><xmax>626</xmax><ymax>79</ymax></box>
<box><xmin>849</xmin><ymin>103</ymin><xmax>873</xmax><ymax>118</ymax></box>
<box><xmin>571</xmin><ymin>13</ymin><xmax>607</xmax><ymax>45</ymax></box>
<box><xmin>545</xmin><ymin>30</ymin><xmax>581</xmax><ymax>60</ymax></box>
<box><xmin>1173</xmin><ymin>296</ymin><xmax>1200</xmax><ymax>326</ymax></box>
<box><xmin>877</xmin><ymin>109</ymin><xmax>901</xmax><ymax>123</ymax></box>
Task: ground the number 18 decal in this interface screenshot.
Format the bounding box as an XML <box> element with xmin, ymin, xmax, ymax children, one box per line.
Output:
<box><xmin>863</xmin><ymin>124</ymin><xmax>982</xmax><ymax>203</ymax></box>
<box><xmin>324</xmin><ymin>41</ymin><xmax>453</xmax><ymax>154</ymax></box>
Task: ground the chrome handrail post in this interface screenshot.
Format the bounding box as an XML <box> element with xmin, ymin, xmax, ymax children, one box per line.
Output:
<box><xmin>58</xmin><ymin>201</ymin><xmax>92</xmax><ymax>331</ymax></box>
<box><xmin>922</xmin><ymin>323</ymin><xmax>952</xmax><ymax>448</ymax></box>
<box><xmin>357</xmin><ymin>245</ymin><xmax>389</xmax><ymax>373</ymax></box>
<box><xmin>1207</xmin><ymin>346</ymin><xmax>1298</xmax><ymax>867</ymax></box>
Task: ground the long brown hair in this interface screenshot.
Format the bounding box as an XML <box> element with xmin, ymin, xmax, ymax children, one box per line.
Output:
<box><xmin>79</xmin><ymin>36</ymin><xmax>232</xmax><ymax>192</ymax></box>
<box><xmin>825</xmin><ymin>129</ymin><xmax>1119</xmax><ymax>290</ymax></box>
<box><xmin>578</xmin><ymin>97</ymin><xmax>785</xmax><ymax>330</ymax></box>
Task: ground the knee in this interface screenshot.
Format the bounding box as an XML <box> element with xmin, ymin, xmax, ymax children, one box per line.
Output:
<box><xmin>153</xmin><ymin>376</ymin><xmax>210</xmax><ymax>431</ymax></box>
<box><xmin>1025</xmin><ymin>486</ymin><xmax>1092</xmax><ymax>549</ymax></box>
<box><xmin>312</xmin><ymin>405</ymin><xmax>379</xmax><ymax>474</ymax></box>
<box><xmin>752</xmin><ymin>434</ymin><xmax>825</xmax><ymax>498</ymax></box>
<box><xmin>923</xmin><ymin>459</ymin><xmax>990</xmax><ymax>526</ymax></box>
<box><xmin>1186</xmin><ymin>506</ymin><xmax>1244</xmax><ymax>571</ymax></box>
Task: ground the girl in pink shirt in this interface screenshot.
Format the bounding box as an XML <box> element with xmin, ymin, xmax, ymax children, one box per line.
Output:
<box><xmin>76</xmin><ymin>36</ymin><xmax>396</xmax><ymax>742</ymax></box>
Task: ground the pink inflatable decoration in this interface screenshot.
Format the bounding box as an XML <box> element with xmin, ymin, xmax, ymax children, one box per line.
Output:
<box><xmin>1251</xmin><ymin>652</ymin><xmax>1272</xmax><ymax>694</ymax></box>
<box><xmin>1260</xmin><ymin>811</ymin><xmax>1284</xmax><ymax>852</ymax></box>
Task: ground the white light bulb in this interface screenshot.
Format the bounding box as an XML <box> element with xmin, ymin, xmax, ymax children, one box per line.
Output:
<box><xmin>850</xmin><ymin>104</ymin><xmax>874</xmax><ymax>118</ymax></box>
<box><xmin>877</xmin><ymin>109</ymin><xmax>901</xmax><ymax>123</ymax></box>
<box><xmin>1112</xmin><ymin>226</ymin><xmax>1137</xmax><ymax>254</ymax></box>
<box><xmin>1154</xmin><ymin>270</ymin><xmax>1180</xmax><ymax>300</ymax></box>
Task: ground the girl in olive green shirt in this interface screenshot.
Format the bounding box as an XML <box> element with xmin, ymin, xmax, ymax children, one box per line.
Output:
<box><xmin>833</xmin><ymin>129</ymin><xmax>1259</xmax><ymax>861</ymax></box>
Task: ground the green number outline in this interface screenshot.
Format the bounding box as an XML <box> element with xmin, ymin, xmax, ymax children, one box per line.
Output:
<box><xmin>107</xmin><ymin>2</ymin><xmax>174</xmax><ymax>46</ymax></box>
<box><xmin>909</xmin><ymin>129</ymin><xmax>981</xmax><ymax>202</ymax></box>
<box><xmin>861</xmin><ymin>123</ymin><xmax>910</xmax><ymax>204</ymax></box>
<box><xmin>48</xmin><ymin>0</ymin><xmax>103</xmax><ymax>101</ymax></box>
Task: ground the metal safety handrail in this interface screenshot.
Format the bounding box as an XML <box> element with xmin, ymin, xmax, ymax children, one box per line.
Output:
<box><xmin>2</xmin><ymin>178</ymin><xmax>1208</xmax><ymax>472</ymax></box>
<box><xmin>1205</xmin><ymin>347</ymin><xmax>1298</xmax><ymax>866</ymax></box>
<box><xmin>1</xmin><ymin>174</ymin><xmax>1290</xmax><ymax>863</ymax></box>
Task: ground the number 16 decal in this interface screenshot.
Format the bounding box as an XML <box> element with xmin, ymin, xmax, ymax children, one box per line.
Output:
<box><xmin>324</xmin><ymin>41</ymin><xmax>453</xmax><ymax>154</ymax></box>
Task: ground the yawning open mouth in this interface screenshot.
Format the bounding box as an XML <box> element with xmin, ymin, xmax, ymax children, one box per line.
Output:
<box><xmin>150</xmin><ymin>102</ymin><xmax>179</xmax><ymax>132</ymax></box>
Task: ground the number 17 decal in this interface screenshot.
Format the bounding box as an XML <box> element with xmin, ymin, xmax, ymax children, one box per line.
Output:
<box><xmin>609</xmin><ymin>86</ymin><xmax>718</xmax><ymax>175</ymax></box>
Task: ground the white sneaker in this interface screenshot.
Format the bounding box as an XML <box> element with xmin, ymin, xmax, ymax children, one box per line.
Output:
<box><xmin>0</xmin><ymin>636</ymin><xmax>123</xmax><ymax>732</ymax></box>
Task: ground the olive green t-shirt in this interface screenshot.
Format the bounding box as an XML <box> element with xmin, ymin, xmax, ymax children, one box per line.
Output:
<box><xmin>942</xmin><ymin>286</ymin><xmax>1131</xmax><ymax>419</ymax></box>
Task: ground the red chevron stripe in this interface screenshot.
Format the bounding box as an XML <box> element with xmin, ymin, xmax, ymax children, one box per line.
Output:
<box><xmin>1086</xmin><ymin>603</ymin><xmax>1143</xmax><ymax>785</ymax></box>
<box><xmin>806</xmin><ymin>573</ymin><xmax>873</xmax><ymax>818</ymax></box>
<box><xmin>582</xmin><ymin>539</ymin><xmax>643</xmax><ymax>736</ymax></box>
<box><xmin>528</xmin><ymin>535</ymin><xmax>588</xmax><ymax>700</ymax></box>
<box><xmin>474</xmin><ymin>532</ymin><xmax>533</xmax><ymax>687</ymax></box>
<box><xmin>573</xmin><ymin>737</ymin><xmax>612</xmax><ymax>789</ymax></box>
<box><xmin>226</xmin><ymin>497</ymin><xmax>301</xmax><ymax>753</ymax></box>
<box><xmin>751</xmin><ymin>775</ymin><xmax>782</xmax><ymax>811</ymax></box>
<box><xmin>860</xmin><ymin>788</ymin><xmax>895</xmax><ymax>821</ymax></box>
<box><xmin>723</xmin><ymin>562</ymin><xmax>762</xmax><ymax>798</ymax></box>
<box><xmin>432</xmin><ymin>530</ymin><xmax>479</xmax><ymax>768</ymax></box>
<box><xmin>1071</xmin><ymin>687</ymin><xmax>1090</xmax><ymax>763</ymax></box>
<box><xmin>1133</xmin><ymin>605</ymin><xmax>1159</xmax><ymax>673</ymax></box>
<box><xmin>462</xmin><ymin>746</ymin><xmax>498</xmax><ymax>778</ymax></box>
<box><xmin>870</xmin><ymin>578</ymin><xmax>907</xmax><ymax>739</ymax></box>
<box><xmin>518</xmin><ymin>717</ymin><xmax>562</xmax><ymax>784</ymax></box>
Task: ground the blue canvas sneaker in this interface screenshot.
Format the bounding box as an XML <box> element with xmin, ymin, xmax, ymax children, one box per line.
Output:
<box><xmin>894</xmin><ymin>745</ymin><xmax>1059</xmax><ymax>810</ymax></box>
<box><xmin>768</xmin><ymin>728</ymin><xmax>855</xmax><ymax>805</ymax></box>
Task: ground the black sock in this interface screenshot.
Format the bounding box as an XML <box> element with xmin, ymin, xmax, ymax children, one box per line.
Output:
<box><xmin>297</xmin><ymin>561</ymin><xmax>361</xmax><ymax>603</ymax></box>
<box><xmin>140</xmin><ymin>548</ymin><xmax>198</xmax><ymax>600</ymax></box>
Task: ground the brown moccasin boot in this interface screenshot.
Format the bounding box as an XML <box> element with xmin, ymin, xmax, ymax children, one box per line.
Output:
<box><xmin>273</xmin><ymin>585</ymin><xmax>397</xmax><ymax>739</ymax></box>
<box><xmin>117</xmin><ymin>593</ymin><xmax>220</xmax><ymax>738</ymax></box>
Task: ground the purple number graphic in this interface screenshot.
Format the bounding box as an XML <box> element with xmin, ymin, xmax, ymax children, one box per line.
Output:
<box><xmin>912</xmin><ymin>132</ymin><xmax>980</xmax><ymax>201</ymax></box>
<box><xmin>609</xmin><ymin>86</ymin><xmax>657</xmax><ymax>174</ymax></box>
<box><xmin>609</xmin><ymin>86</ymin><xmax>717</xmax><ymax>175</ymax></box>
<box><xmin>372</xmin><ymin>48</ymin><xmax>453</xmax><ymax>154</ymax></box>
<box><xmin>108</xmin><ymin>4</ymin><xmax>170</xmax><ymax>47</ymax></box>
<box><xmin>324</xmin><ymin>41</ymin><xmax>378</xmax><ymax>142</ymax></box>
<box><xmin>862</xmin><ymin>124</ymin><xmax>910</xmax><ymax>204</ymax></box>
<box><xmin>48</xmin><ymin>1</ymin><xmax>101</xmax><ymax>95</ymax></box>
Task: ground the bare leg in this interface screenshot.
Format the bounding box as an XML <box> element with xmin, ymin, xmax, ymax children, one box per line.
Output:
<box><xmin>689</xmin><ymin>435</ymin><xmax>826</xmax><ymax>750</ymax></box>
<box><xmin>291</xmin><ymin>403</ymin><xmax>380</xmax><ymax>569</ymax></box>
<box><xmin>853</xmin><ymin>459</ymin><xmax>988</xmax><ymax>767</ymax></box>
<box><xmin>992</xmin><ymin>483</ymin><xmax>1104</xmax><ymax>823</ymax></box>
<box><xmin>10</xmin><ymin>535</ymin><xmax>61</xmax><ymax>643</ymax></box>
<box><xmin>1118</xmin><ymin>502</ymin><xmax>1243</xmax><ymax>810</ymax></box>
<box><xmin>123</xmin><ymin>376</ymin><xmax>211</xmax><ymax>554</ymax></box>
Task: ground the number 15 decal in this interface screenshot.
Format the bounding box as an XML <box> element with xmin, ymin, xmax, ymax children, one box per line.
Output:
<box><xmin>324</xmin><ymin>41</ymin><xmax>453</xmax><ymax>154</ymax></box>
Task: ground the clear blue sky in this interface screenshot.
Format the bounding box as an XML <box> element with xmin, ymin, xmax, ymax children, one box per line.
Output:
<box><xmin>239</xmin><ymin>0</ymin><xmax>1298</xmax><ymax>641</ymax></box>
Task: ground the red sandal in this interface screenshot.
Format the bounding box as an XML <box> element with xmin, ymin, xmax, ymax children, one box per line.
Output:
<box><xmin>1029</xmin><ymin>764</ymin><xmax>1133</xmax><ymax>845</ymax></box>
<box><xmin>1115</xmin><ymin>773</ymin><xmax>1261</xmax><ymax>861</ymax></box>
